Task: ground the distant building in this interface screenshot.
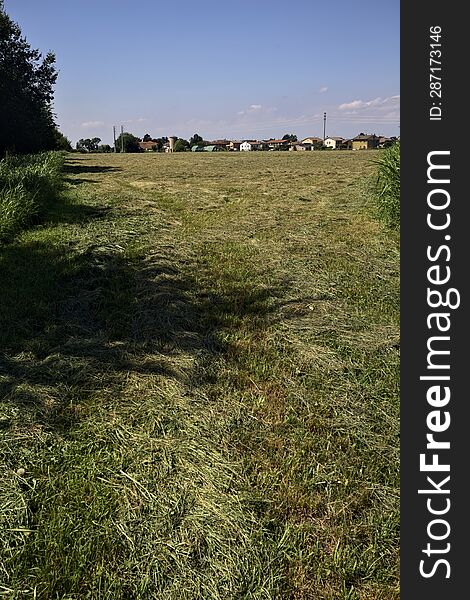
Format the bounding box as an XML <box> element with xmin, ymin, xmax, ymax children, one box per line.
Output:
<box><xmin>229</xmin><ymin>141</ymin><xmax>242</xmax><ymax>151</ymax></box>
<box><xmin>378</xmin><ymin>136</ymin><xmax>399</xmax><ymax>148</ymax></box>
<box><xmin>138</xmin><ymin>140</ymin><xmax>157</xmax><ymax>151</ymax></box>
<box><xmin>351</xmin><ymin>133</ymin><xmax>381</xmax><ymax>150</ymax></box>
<box><xmin>324</xmin><ymin>136</ymin><xmax>345</xmax><ymax>149</ymax></box>
<box><xmin>203</xmin><ymin>145</ymin><xmax>225</xmax><ymax>152</ymax></box>
<box><xmin>290</xmin><ymin>143</ymin><xmax>309</xmax><ymax>151</ymax></box>
<box><xmin>265</xmin><ymin>138</ymin><xmax>289</xmax><ymax>150</ymax></box>
<box><xmin>192</xmin><ymin>144</ymin><xmax>226</xmax><ymax>152</ymax></box>
<box><xmin>301</xmin><ymin>136</ymin><xmax>323</xmax><ymax>146</ymax></box>
<box><xmin>209</xmin><ymin>139</ymin><xmax>230</xmax><ymax>149</ymax></box>
<box><xmin>240</xmin><ymin>140</ymin><xmax>265</xmax><ymax>151</ymax></box>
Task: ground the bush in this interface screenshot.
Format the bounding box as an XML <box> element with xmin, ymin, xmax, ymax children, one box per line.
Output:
<box><xmin>0</xmin><ymin>151</ymin><xmax>64</xmax><ymax>243</ymax></box>
<box><xmin>374</xmin><ymin>142</ymin><xmax>400</xmax><ymax>228</ymax></box>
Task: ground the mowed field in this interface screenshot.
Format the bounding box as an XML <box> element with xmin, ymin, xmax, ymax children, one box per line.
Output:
<box><xmin>0</xmin><ymin>151</ymin><xmax>399</xmax><ymax>599</ymax></box>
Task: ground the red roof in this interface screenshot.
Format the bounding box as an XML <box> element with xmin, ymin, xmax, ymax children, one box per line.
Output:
<box><xmin>138</xmin><ymin>141</ymin><xmax>157</xmax><ymax>149</ymax></box>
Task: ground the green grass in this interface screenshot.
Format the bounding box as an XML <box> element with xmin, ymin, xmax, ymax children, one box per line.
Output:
<box><xmin>0</xmin><ymin>151</ymin><xmax>399</xmax><ymax>599</ymax></box>
<box><xmin>0</xmin><ymin>152</ymin><xmax>65</xmax><ymax>243</ymax></box>
<box><xmin>374</xmin><ymin>143</ymin><xmax>400</xmax><ymax>228</ymax></box>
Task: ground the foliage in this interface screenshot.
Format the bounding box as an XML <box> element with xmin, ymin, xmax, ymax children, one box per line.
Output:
<box><xmin>174</xmin><ymin>138</ymin><xmax>189</xmax><ymax>152</ymax></box>
<box><xmin>76</xmin><ymin>137</ymin><xmax>101</xmax><ymax>152</ymax></box>
<box><xmin>374</xmin><ymin>142</ymin><xmax>400</xmax><ymax>228</ymax></box>
<box><xmin>150</xmin><ymin>137</ymin><xmax>167</xmax><ymax>152</ymax></box>
<box><xmin>190</xmin><ymin>133</ymin><xmax>204</xmax><ymax>147</ymax></box>
<box><xmin>114</xmin><ymin>132</ymin><xmax>142</xmax><ymax>153</ymax></box>
<box><xmin>52</xmin><ymin>129</ymin><xmax>73</xmax><ymax>151</ymax></box>
<box><xmin>0</xmin><ymin>1</ymin><xmax>58</xmax><ymax>155</ymax></box>
<box><xmin>0</xmin><ymin>151</ymin><xmax>64</xmax><ymax>242</ymax></box>
<box><xmin>98</xmin><ymin>144</ymin><xmax>113</xmax><ymax>153</ymax></box>
<box><xmin>282</xmin><ymin>133</ymin><xmax>297</xmax><ymax>142</ymax></box>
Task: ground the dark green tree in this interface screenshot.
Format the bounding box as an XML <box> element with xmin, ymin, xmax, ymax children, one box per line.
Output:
<box><xmin>282</xmin><ymin>133</ymin><xmax>297</xmax><ymax>142</ymax></box>
<box><xmin>52</xmin><ymin>128</ymin><xmax>72</xmax><ymax>151</ymax></box>
<box><xmin>174</xmin><ymin>138</ymin><xmax>189</xmax><ymax>152</ymax></box>
<box><xmin>98</xmin><ymin>144</ymin><xmax>112</xmax><ymax>153</ymax></box>
<box><xmin>0</xmin><ymin>1</ymin><xmax>58</xmax><ymax>155</ymax></box>
<box><xmin>76</xmin><ymin>137</ymin><xmax>101</xmax><ymax>152</ymax></box>
<box><xmin>142</xmin><ymin>133</ymin><xmax>152</xmax><ymax>142</ymax></box>
<box><xmin>189</xmin><ymin>133</ymin><xmax>204</xmax><ymax>147</ymax></box>
<box><xmin>114</xmin><ymin>132</ymin><xmax>142</xmax><ymax>153</ymax></box>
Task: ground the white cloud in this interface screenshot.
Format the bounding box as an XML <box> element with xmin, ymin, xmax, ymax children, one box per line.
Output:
<box><xmin>339</xmin><ymin>96</ymin><xmax>400</xmax><ymax>112</ymax></box>
<box><xmin>237</xmin><ymin>104</ymin><xmax>263</xmax><ymax>116</ymax></box>
<box><xmin>319</xmin><ymin>86</ymin><xmax>328</xmax><ymax>93</ymax></box>
<box><xmin>80</xmin><ymin>120</ymin><xmax>106</xmax><ymax>128</ymax></box>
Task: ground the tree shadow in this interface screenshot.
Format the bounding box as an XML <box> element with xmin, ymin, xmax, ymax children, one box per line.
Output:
<box><xmin>63</xmin><ymin>164</ymin><xmax>122</xmax><ymax>175</ymax></box>
<box><xmin>65</xmin><ymin>177</ymin><xmax>98</xmax><ymax>185</ymax></box>
<box><xmin>46</xmin><ymin>200</ymin><xmax>112</xmax><ymax>225</ymax></box>
<box><xmin>0</xmin><ymin>232</ymin><xmax>284</xmax><ymax>435</ymax></box>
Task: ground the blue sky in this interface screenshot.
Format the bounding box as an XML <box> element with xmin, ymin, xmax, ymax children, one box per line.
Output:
<box><xmin>5</xmin><ymin>0</ymin><xmax>399</xmax><ymax>145</ymax></box>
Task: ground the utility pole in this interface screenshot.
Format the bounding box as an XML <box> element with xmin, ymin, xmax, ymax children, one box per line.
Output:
<box><xmin>113</xmin><ymin>126</ymin><xmax>116</xmax><ymax>152</ymax></box>
<box><xmin>323</xmin><ymin>112</ymin><xmax>327</xmax><ymax>141</ymax></box>
<box><xmin>121</xmin><ymin>125</ymin><xmax>124</xmax><ymax>153</ymax></box>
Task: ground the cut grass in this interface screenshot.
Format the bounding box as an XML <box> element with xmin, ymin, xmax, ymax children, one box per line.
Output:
<box><xmin>0</xmin><ymin>151</ymin><xmax>399</xmax><ymax>599</ymax></box>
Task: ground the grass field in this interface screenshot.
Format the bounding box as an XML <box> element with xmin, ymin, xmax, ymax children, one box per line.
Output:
<box><xmin>0</xmin><ymin>151</ymin><xmax>399</xmax><ymax>599</ymax></box>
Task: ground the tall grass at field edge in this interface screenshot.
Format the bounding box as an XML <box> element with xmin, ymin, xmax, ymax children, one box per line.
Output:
<box><xmin>374</xmin><ymin>142</ymin><xmax>400</xmax><ymax>229</ymax></box>
<box><xmin>0</xmin><ymin>151</ymin><xmax>66</xmax><ymax>243</ymax></box>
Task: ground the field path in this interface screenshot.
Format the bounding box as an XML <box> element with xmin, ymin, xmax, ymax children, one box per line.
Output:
<box><xmin>1</xmin><ymin>152</ymin><xmax>399</xmax><ymax>599</ymax></box>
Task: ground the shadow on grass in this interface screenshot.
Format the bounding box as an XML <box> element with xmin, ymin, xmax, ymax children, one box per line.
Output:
<box><xmin>45</xmin><ymin>197</ymin><xmax>112</xmax><ymax>225</ymax></box>
<box><xmin>0</xmin><ymin>233</ymin><xmax>282</xmax><ymax>434</ymax></box>
<box><xmin>65</xmin><ymin>177</ymin><xmax>98</xmax><ymax>186</ymax></box>
<box><xmin>63</xmin><ymin>163</ymin><xmax>122</xmax><ymax>175</ymax></box>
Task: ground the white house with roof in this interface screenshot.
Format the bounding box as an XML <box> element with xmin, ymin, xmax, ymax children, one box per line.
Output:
<box><xmin>240</xmin><ymin>140</ymin><xmax>265</xmax><ymax>151</ymax></box>
<box><xmin>324</xmin><ymin>136</ymin><xmax>345</xmax><ymax>149</ymax></box>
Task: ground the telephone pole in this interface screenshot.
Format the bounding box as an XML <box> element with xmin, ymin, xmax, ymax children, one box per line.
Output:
<box><xmin>323</xmin><ymin>112</ymin><xmax>327</xmax><ymax>141</ymax></box>
<box><xmin>121</xmin><ymin>125</ymin><xmax>124</xmax><ymax>153</ymax></box>
<box><xmin>113</xmin><ymin>126</ymin><xmax>116</xmax><ymax>152</ymax></box>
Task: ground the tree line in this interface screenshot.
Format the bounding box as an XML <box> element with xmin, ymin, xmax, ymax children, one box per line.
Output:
<box><xmin>75</xmin><ymin>133</ymin><xmax>300</xmax><ymax>153</ymax></box>
<box><xmin>75</xmin><ymin>133</ymin><xmax>171</xmax><ymax>154</ymax></box>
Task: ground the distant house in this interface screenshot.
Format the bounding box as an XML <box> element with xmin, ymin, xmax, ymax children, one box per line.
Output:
<box><xmin>351</xmin><ymin>133</ymin><xmax>381</xmax><ymax>150</ymax></box>
<box><xmin>229</xmin><ymin>141</ymin><xmax>242</xmax><ymax>151</ymax></box>
<box><xmin>378</xmin><ymin>136</ymin><xmax>399</xmax><ymax>148</ymax></box>
<box><xmin>324</xmin><ymin>136</ymin><xmax>345</xmax><ymax>149</ymax></box>
<box><xmin>289</xmin><ymin>142</ymin><xmax>309</xmax><ymax>151</ymax></box>
<box><xmin>138</xmin><ymin>140</ymin><xmax>157</xmax><ymax>151</ymax></box>
<box><xmin>209</xmin><ymin>139</ymin><xmax>230</xmax><ymax>149</ymax></box>
<box><xmin>265</xmin><ymin>138</ymin><xmax>289</xmax><ymax>150</ymax></box>
<box><xmin>240</xmin><ymin>140</ymin><xmax>265</xmax><ymax>151</ymax></box>
<box><xmin>301</xmin><ymin>136</ymin><xmax>323</xmax><ymax>146</ymax></box>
